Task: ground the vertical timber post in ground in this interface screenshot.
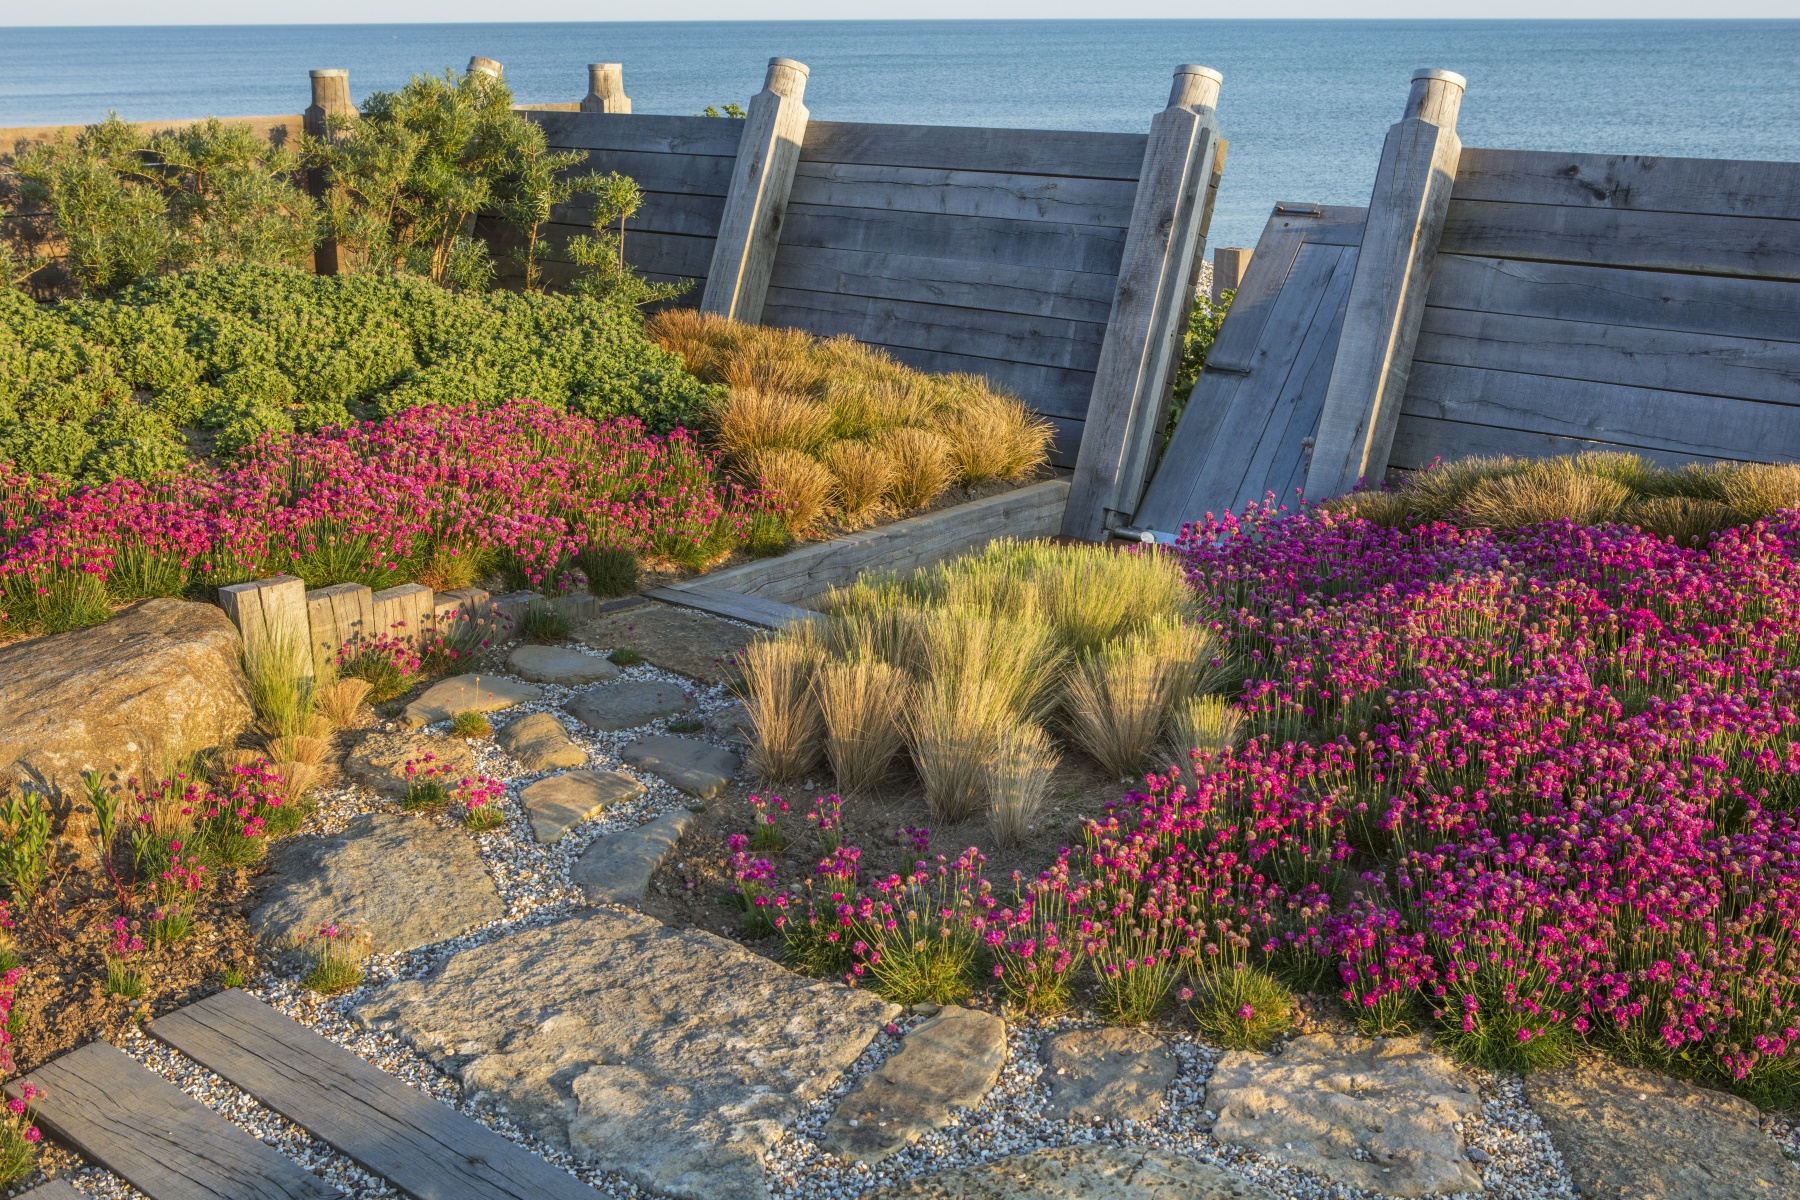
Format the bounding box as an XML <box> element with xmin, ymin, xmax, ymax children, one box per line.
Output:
<box><xmin>1303</xmin><ymin>68</ymin><xmax>1465</xmax><ymax>502</ymax></box>
<box><xmin>220</xmin><ymin>576</ymin><xmax>315</xmax><ymax>690</ymax></box>
<box><xmin>304</xmin><ymin>69</ymin><xmax>354</xmax><ymax>275</ymax></box>
<box><xmin>1062</xmin><ymin>64</ymin><xmax>1224</xmax><ymax>542</ymax></box>
<box><xmin>700</xmin><ymin>57</ymin><xmax>810</xmax><ymax>324</ymax></box>
<box><xmin>468</xmin><ymin>56</ymin><xmax>504</xmax><ymax>79</ymax></box>
<box><xmin>581</xmin><ymin>63</ymin><xmax>632</xmax><ymax>113</ymax></box>
<box><xmin>1212</xmin><ymin>246</ymin><xmax>1253</xmax><ymax>302</ymax></box>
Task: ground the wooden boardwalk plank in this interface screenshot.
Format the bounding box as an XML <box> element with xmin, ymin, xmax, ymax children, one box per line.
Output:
<box><xmin>151</xmin><ymin>989</ymin><xmax>599</xmax><ymax>1200</ymax></box>
<box><xmin>643</xmin><ymin>584</ymin><xmax>824</xmax><ymax>629</ymax></box>
<box><xmin>16</xmin><ymin>1181</ymin><xmax>84</xmax><ymax>1200</ymax></box>
<box><xmin>10</xmin><ymin>1041</ymin><xmax>341</xmax><ymax>1200</ymax></box>
<box><xmin>1452</xmin><ymin>148</ymin><xmax>1800</xmax><ymax>222</ymax></box>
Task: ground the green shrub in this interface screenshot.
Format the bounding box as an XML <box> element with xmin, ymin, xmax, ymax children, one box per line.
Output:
<box><xmin>0</xmin><ymin>263</ymin><xmax>717</xmax><ymax>481</ymax></box>
<box><xmin>519</xmin><ymin>601</ymin><xmax>571</xmax><ymax>644</ymax></box>
<box><xmin>577</xmin><ymin>544</ymin><xmax>639</xmax><ymax>597</ymax></box>
<box><xmin>1188</xmin><ymin>966</ymin><xmax>1295</xmax><ymax>1050</ymax></box>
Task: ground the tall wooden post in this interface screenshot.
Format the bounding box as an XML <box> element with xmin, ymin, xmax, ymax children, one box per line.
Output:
<box><xmin>1303</xmin><ymin>69</ymin><xmax>1465</xmax><ymax>501</ymax></box>
<box><xmin>468</xmin><ymin>56</ymin><xmax>503</xmax><ymax>79</ymax></box>
<box><xmin>304</xmin><ymin>69</ymin><xmax>354</xmax><ymax>276</ymax></box>
<box><xmin>1212</xmin><ymin>247</ymin><xmax>1253</xmax><ymax>301</ymax></box>
<box><xmin>1062</xmin><ymin>64</ymin><xmax>1224</xmax><ymax>542</ymax></box>
<box><xmin>582</xmin><ymin>63</ymin><xmax>631</xmax><ymax>113</ymax></box>
<box><xmin>700</xmin><ymin>57</ymin><xmax>810</xmax><ymax>324</ymax></box>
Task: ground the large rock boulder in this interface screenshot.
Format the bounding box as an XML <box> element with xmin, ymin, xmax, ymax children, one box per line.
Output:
<box><xmin>1524</xmin><ymin>1058</ymin><xmax>1800</xmax><ymax>1200</ymax></box>
<box><xmin>0</xmin><ymin>599</ymin><xmax>254</xmax><ymax>799</ymax></box>
<box><xmin>1204</xmin><ymin>1034</ymin><xmax>1483</xmax><ymax>1197</ymax></box>
<box><xmin>251</xmin><ymin>813</ymin><xmax>504</xmax><ymax>955</ymax></box>
<box><xmin>886</xmin><ymin>1146</ymin><xmax>1276</xmax><ymax>1200</ymax></box>
<box><xmin>353</xmin><ymin>907</ymin><xmax>899</xmax><ymax>1200</ymax></box>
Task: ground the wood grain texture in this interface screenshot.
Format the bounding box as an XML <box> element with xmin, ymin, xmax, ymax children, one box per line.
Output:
<box><xmin>768</xmin><ymin>244</ymin><xmax>1117</xmax><ymax>324</ymax></box>
<box><xmin>151</xmin><ymin>989</ymin><xmax>600</xmax><ymax>1200</ymax></box>
<box><xmin>1205</xmin><ymin>204</ymin><xmax>1366</xmax><ymax>372</ymax></box>
<box><xmin>800</xmin><ymin>120</ymin><xmax>1146</xmax><ymax>181</ymax></box>
<box><xmin>1439</xmin><ymin>199</ymin><xmax>1800</xmax><ymax>281</ymax></box>
<box><xmin>701</xmin><ymin>81</ymin><xmax>809</xmax><ymax>323</ymax></box>
<box><xmin>1413</xmin><ymin>306</ymin><xmax>1800</xmax><ymax>407</ymax></box>
<box><xmin>1304</xmin><ymin>115</ymin><xmax>1461</xmax><ymax>500</ymax></box>
<box><xmin>1062</xmin><ymin>106</ymin><xmax>1218</xmax><ymax>540</ymax></box>
<box><xmin>681</xmin><ymin>479</ymin><xmax>1070</xmax><ymax>604</ymax></box>
<box><xmin>779</xmin><ymin>203</ymin><xmax>1128</xmax><ymax>276</ymax></box>
<box><xmin>219</xmin><ymin>575</ymin><xmax>313</xmax><ymax>686</ymax></box>
<box><xmin>1401</xmin><ymin>361</ymin><xmax>1800</xmax><ymax>462</ymax></box>
<box><xmin>1390</xmin><ymin>413</ymin><xmax>1735</xmax><ymax>471</ymax></box>
<box><xmin>642</xmin><ymin>584</ymin><xmax>824</xmax><ymax>629</ymax></box>
<box><xmin>1426</xmin><ymin>254</ymin><xmax>1800</xmax><ymax>343</ymax></box>
<box><xmin>523</xmin><ymin>111</ymin><xmax>746</xmax><ymax>157</ymax></box>
<box><xmin>540</xmin><ymin>149</ymin><xmax>736</xmax><ymax>198</ymax></box>
<box><xmin>16</xmin><ymin>1180</ymin><xmax>85</xmax><ymax>1200</ymax></box>
<box><xmin>12</xmin><ymin>1041</ymin><xmax>342</xmax><ymax>1200</ymax></box>
<box><xmin>549</xmin><ymin>190</ymin><xmax>725</xmax><ymax>239</ymax></box>
<box><xmin>788</xmin><ymin>161</ymin><xmax>1136</xmax><ymax>228</ymax></box>
<box><xmin>1452</xmin><ymin>147</ymin><xmax>1800</xmax><ymax>221</ymax></box>
<box><xmin>761</xmin><ymin>287</ymin><xmax>1106</xmax><ymax>375</ymax></box>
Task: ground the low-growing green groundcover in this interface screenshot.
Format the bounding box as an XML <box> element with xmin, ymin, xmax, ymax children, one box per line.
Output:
<box><xmin>0</xmin><ymin>263</ymin><xmax>718</xmax><ymax>483</ymax></box>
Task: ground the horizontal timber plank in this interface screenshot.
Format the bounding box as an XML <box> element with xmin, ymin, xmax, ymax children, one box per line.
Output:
<box><xmin>12</xmin><ymin>1041</ymin><xmax>341</xmax><ymax>1200</ymax></box>
<box><xmin>642</xmin><ymin>584</ymin><xmax>824</xmax><ymax>629</ymax></box>
<box><xmin>1390</xmin><ymin>413</ymin><xmax>1736</xmax><ymax>471</ymax></box>
<box><xmin>549</xmin><ymin>148</ymin><xmax>736</xmax><ymax>198</ymax></box>
<box><xmin>152</xmin><ymin>989</ymin><xmax>601</xmax><ymax>1200</ymax></box>
<box><xmin>1413</xmin><ymin>306</ymin><xmax>1800</xmax><ymax>407</ymax></box>
<box><xmin>1427</xmin><ymin>254</ymin><xmax>1800</xmax><ymax>343</ymax></box>
<box><xmin>1440</xmin><ymin>199</ymin><xmax>1800</xmax><ymax>281</ymax></box>
<box><xmin>676</xmin><ymin>478</ymin><xmax>1071</xmax><ymax>604</ymax></box>
<box><xmin>769</xmin><ymin>244</ymin><xmax>1116</xmax><ymax>324</ymax></box>
<box><xmin>761</xmin><ymin>287</ymin><xmax>1107</xmax><ymax>374</ymax></box>
<box><xmin>1401</xmin><ymin>360</ymin><xmax>1800</xmax><ymax>463</ymax></box>
<box><xmin>524</xmin><ymin>111</ymin><xmax>746</xmax><ymax>157</ymax></box>
<box><xmin>474</xmin><ymin>219</ymin><xmax>715</xmax><ymax>279</ymax></box>
<box><xmin>545</xmin><ymin>189</ymin><xmax>725</xmax><ymax>239</ymax></box>
<box><xmin>801</xmin><ymin>120</ymin><xmax>1145</xmax><ymax>180</ymax></box>
<box><xmin>781</xmin><ymin>203</ymin><xmax>1127</xmax><ymax>276</ymax></box>
<box><xmin>1453</xmin><ymin>147</ymin><xmax>1800</xmax><ymax>222</ymax></box>
<box><xmin>788</xmin><ymin>161</ymin><xmax>1135</xmax><ymax>228</ymax></box>
<box><xmin>16</xmin><ymin>1182</ymin><xmax>83</xmax><ymax>1200</ymax></box>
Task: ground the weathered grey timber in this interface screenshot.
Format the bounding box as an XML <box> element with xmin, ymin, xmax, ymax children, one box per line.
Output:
<box><xmin>653</xmin><ymin>478</ymin><xmax>1070</xmax><ymax>606</ymax></box>
<box><xmin>305</xmin><ymin>581</ymin><xmax>375</xmax><ymax>676</ymax></box>
<box><xmin>581</xmin><ymin>63</ymin><xmax>630</xmax><ymax>114</ymax></box>
<box><xmin>1062</xmin><ymin>66</ymin><xmax>1225</xmax><ymax>540</ymax></box>
<box><xmin>17</xmin><ymin>1181</ymin><xmax>84</xmax><ymax>1200</ymax></box>
<box><xmin>153</xmin><ymin>989</ymin><xmax>603</xmax><ymax>1200</ymax></box>
<box><xmin>641</xmin><ymin>583</ymin><xmax>824</xmax><ymax>629</ymax></box>
<box><xmin>1303</xmin><ymin>69</ymin><xmax>1465</xmax><ymax>501</ymax></box>
<box><xmin>701</xmin><ymin>59</ymin><xmax>810</xmax><ymax>323</ymax></box>
<box><xmin>10</xmin><ymin>1041</ymin><xmax>342</xmax><ymax>1200</ymax></box>
<box><xmin>219</xmin><ymin>574</ymin><xmax>314</xmax><ymax>686</ymax></box>
<box><xmin>304</xmin><ymin>69</ymin><xmax>355</xmax><ymax>274</ymax></box>
<box><xmin>1132</xmin><ymin>204</ymin><xmax>1366</xmax><ymax>535</ymax></box>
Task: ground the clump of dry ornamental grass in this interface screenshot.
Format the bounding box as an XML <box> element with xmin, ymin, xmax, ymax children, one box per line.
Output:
<box><xmin>1721</xmin><ymin>462</ymin><xmax>1800</xmax><ymax>520</ymax></box>
<box><xmin>986</xmin><ymin>722</ymin><xmax>1058</xmax><ymax>849</ymax></box>
<box><xmin>1622</xmin><ymin>496</ymin><xmax>1738</xmax><ymax>549</ymax></box>
<box><xmin>815</xmin><ymin>657</ymin><xmax>910</xmax><ymax>794</ymax></box>
<box><xmin>822</xmin><ymin>441</ymin><xmax>897</xmax><ymax>529</ymax></box>
<box><xmin>1319</xmin><ymin>488</ymin><xmax>1413</xmax><ymax>529</ymax></box>
<box><xmin>267</xmin><ymin>734</ymin><xmax>330</xmax><ymax>766</ymax></box>
<box><xmin>712</xmin><ymin>388</ymin><xmax>834</xmax><ymax>458</ymax></box>
<box><xmin>1168</xmin><ymin>694</ymin><xmax>1244</xmax><ymax>780</ymax></box>
<box><xmin>746</xmin><ymin>448</ymin><xmax>837</xmax><ymax>535</ymax></box>
<box><xmin>877</xmin><ymin>427</ymin><xmax>954</xmax><ymax>512</ymax></box>
<box><xmin>267</xmin><ymin>760</ymin><xmax>319</xmax><ymax>806</ymax></box>
<box><xmin>742</xmin><ymin>634</ymin><xmax>823</xmax><ymax>784</ymax></box>
<box><xmin>316</xmin><ymin>677</ymin><xmax>371</xmax><ymax>729</ymax></box>
<box><xmin>1065</xmin><ymin>620</ymin><xmax>1217</xmax><ymax>777</ymax></box>
<box><xmin>940</xmin><ymin>383</ymin><xmax>1056</xmax><ymax>483</ymax></box>
<box><xmin>1460</xmin><ymin>463</ymin><xmax>1630</xmax><ymax>529</ymax></box>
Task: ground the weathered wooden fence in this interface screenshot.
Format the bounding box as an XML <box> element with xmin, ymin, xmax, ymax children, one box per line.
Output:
<box><xmin>1135</xmin><ymin>68</ymin><xmax>1800</xmax><ymax>539</ymax></box>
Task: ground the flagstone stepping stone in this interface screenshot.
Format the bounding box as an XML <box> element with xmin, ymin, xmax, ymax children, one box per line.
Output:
<box><xmin>252</xmin><ymin>813</ymin><xmax>503</xmax><ymax>955</ymax></box>
<box><xmin>576</xmin><ymin>603</ymin><xmax>753</xmax><ymax>685</ymax></box>
<box><xmin>495</xmin><ymin>712</ymin><xmax>588</xmax><ymax>772</ymax></box>
<box><xmin>1204</xmin><ymin>1034</ymin><xmax>1483</xmax><ymax>1198</ymax></box>
<box><xmin>820</xmin><ymin>1005</ymin><xmax>1008</xmax><ymax>1164</ymax></box>
<box><xmin>565</xmin><ymin>680</ymin><xmax>693</xmax><ymax>732</ymax></box>
<box><xmin>520</xmin><ymin>770</ymin><xmax>644</xmax><ymax>843</ymax></box>
<box><xmin>705</xmin><ymin>700</ymin><xmax>753</xmax><ymax>745</ymax></box>
<box><xmin>571</xmin><ymin>809</ymin><xmax>696</xmax><ymax>907</ymax></box>
<box><xmin>403</xmin><ymin>673</ymin><xmax>541</xmax><ymax>728</ymax></box>
<box><xmin>1041</xmin><ymin>1027</ymin><xmax>1177</xmax><ymax>1123</ymax></box>
<box><xmin>886</xmin><ymin>1145</ymin><xmax>1277</xmax><ymax>1199</ymax></box>
<box><xmin>353</xmin><ymin>906</ymin><xmax>900</xmax><ymax>1200</ymax></box>
<box><xmin>1524</xmin><ymin>1058</ymin><xmax>1800</xmax><ymax>1200</ymax></box>
<box><xmin>506</xmin><ymin>644</ymin><xmax>620</xmax><ymax>686</ymax></box>
<box><xmin>344</xmin><ymin>730</ymin><xmax>477</xmax><ymax>799</ymax></box>
<box><xmin>620</xmin><ymin>735</ymin><xmax>739</xmax><ymax>798</ymax></box>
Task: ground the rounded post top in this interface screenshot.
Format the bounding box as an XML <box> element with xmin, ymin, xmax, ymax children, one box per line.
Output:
<box><xmin>763</xmin><ymin>56</ymin><xmax>810</xmax><ymax>101</ymax></box>
<box><xmin>468</xmin><ymin>55</ymin><xmax>503</xmax><ymax>79</ymax></box>
<box><xmin>310</xmin><ymin>68</ymin><xmax>348</xmax><ymax>79</ymax></box>
<box><xmin>589</xmin><ymin>62</ymin><xmax>623</xmax><ymax>71</ymax></box>
<box><xmin>1404</xmin><ymin>66</ymin><xmax>1466</xmax><ymax>128</ymax></box>
<box><xmin>1168</xmin><ymin>63</ymin><xmax>1223</xmax><ymax>112</ymax></box>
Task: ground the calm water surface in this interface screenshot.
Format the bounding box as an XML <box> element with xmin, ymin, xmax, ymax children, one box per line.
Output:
<box><xmin>4</xmin><ymin>21</ymin><xmax>1797</xmax><ymax>250</ymax></box>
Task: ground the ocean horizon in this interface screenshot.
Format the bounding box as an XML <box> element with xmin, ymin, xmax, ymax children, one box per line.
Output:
<box><xmin>4</xmin><ymin>19</ymin><xmax>1797</xmax><ymax>252</ymax></box>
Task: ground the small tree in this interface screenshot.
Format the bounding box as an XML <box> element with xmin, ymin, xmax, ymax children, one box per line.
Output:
<box><xmin>559</xmin><ymin>172</ymin><xmax>687</xmax><ymax>308</ymax></box>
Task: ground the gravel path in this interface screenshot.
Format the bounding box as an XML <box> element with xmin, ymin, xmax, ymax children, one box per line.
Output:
<box><xmin>4</xmin><ymin>633</ymin><xmax>1743</xmax><ymax>1200</ymax></box>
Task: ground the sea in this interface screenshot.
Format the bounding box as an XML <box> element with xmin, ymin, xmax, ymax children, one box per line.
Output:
<box><xmin>3</xmin><ymin>20</ymin><xmax>1798</xmax><ymax>253</ymax></box>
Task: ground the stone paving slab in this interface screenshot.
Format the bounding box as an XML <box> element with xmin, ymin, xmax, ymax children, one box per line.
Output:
<box><xmin>506</xmin><ymin>645</ymin><xmax>620</xmax><ymax>686</ymax></box>
<box><xmin>404</xmin><ymin>674</ymin><xmax>542</xmax><ymax>728</ymax></box>
<box><xmin>564</xmin><ymin>680</ymin><xmax>693</xmax><ymax>733</ymax></box>
<box><xmin>519</xmin><ymin>770</ymin><xmax>644</xmax><ymax>844</ymax></box>
<box><xmin>495</xmin><ymin>712</ymin><xmax>588</xmax><ymax>772</ymax></box>
<box><xmin>353</xmin><ymin>907</ymin><xmax>900</xmax><ymax>1200</ymax></box>
<box><xmin>1040</xmin><ymin>1027</ymin><xmax>1177</xmax><ymax>1123</ymax></box>
<box><xmin>621</xmin><ymin>735</ymin><xmax>739</xmax><ymax>799</ymax></box>
<box><xmin>344</xmin><ymin>731</ymin><xmax>477</xmax><ymax>800</ymax></box>
<box><xmin>575</xmin><ymin>605</ymin><xmax>753</xmax><ymax>685</ymax></box>
<box><xmin>571</xmin><ymin>809</ymin><xmax>696</xmax><ymax>908</ymax></box>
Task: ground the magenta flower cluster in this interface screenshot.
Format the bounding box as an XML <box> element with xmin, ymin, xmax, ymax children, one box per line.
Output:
<box><xmin>0</xmin><ymin>399</ymin><xmax>747</xmax><ymax>633</ymax></box>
